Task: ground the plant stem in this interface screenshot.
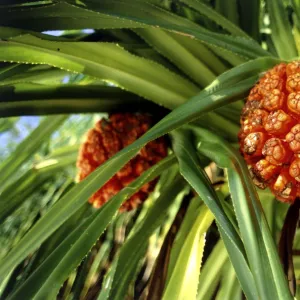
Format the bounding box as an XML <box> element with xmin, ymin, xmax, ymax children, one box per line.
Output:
<box><xmin>278</xmin><ymin>197</ymin><xmax>300</xmax><ymax>296</ymax></box>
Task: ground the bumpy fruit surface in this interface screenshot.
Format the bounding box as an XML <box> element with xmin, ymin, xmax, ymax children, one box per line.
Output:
<box><xmin>239</xmin><ymin>62</ymin><xmax>300</xmax><ymax>203</ymax></box>
<box><xmin>76</xmin><ymin>113</ymin><xmax>168</xmax><ymax>211</ymax></box>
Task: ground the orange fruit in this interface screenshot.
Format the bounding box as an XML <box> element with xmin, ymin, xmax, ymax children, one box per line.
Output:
<box><xmin>239</xmin><ymin>62</ymin><xmax>300</xmax><ymax>203</ymax></box>
<box><xmin>76</xmin><ymin>113</ymin><xmax>168</xmax><ymax>211</ymax></box>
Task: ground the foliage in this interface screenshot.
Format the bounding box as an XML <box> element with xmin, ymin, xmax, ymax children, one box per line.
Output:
<box><xmin>1</xmin><ymin>0</ymin><xmax>300</xmax><ymax>299</ymax></box>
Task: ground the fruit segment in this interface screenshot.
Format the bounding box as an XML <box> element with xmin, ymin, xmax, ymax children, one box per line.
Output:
<box><xmin>286</xmin><ymin>124</ymin><xmax>300</xmax><ymax>153</ymax></box>
<box><xmin>243</xmin><ymin>132</ymin><xmax>266</xmax><ymax>156</ymax></box>
<box><xmin>76</xmin><ymin>113</ymin><xmax>168</xmax><ymax>211</ymax></box>
<box><xmin>239</xmin><ymin>62</ymin><xmax>300</xmax><ymax>204</ymax></box>
<box><xmin>264</xmin><ymin>110</ymin><xmax>293</xmax><ymax>136</ymax></box>
<box><xmin>287</xmin><ymin>92</ymin><xmax>300</xmax><ymax>115</ymax></box>
<box><xmin>250</xmin><ymin>159</ymin><xmax>280</xmax><ymax>189</ymax></box>
<box><xmin>271</xmin><ymin>170</ymin><xmax>297</xmax><ymax>203</ymax></box>
<box><xmin>287</xmin><ymin>73</ymin><xmax>300</xmax><ymax>93</ymax></box>
<box><xmin>262</xmin><ymin>138</ymin><xmax>291</xmax><ymax>165</ymax></box>
<box><xmin>289</xmin><ymin>159</ymin><xmax>300</xmax><ymax>182</ymax></box>
<box><xmin>240</xmin><ymin>109</ymin><xmax>268</xmax><ymax>138</ymax></box>
<box><xmin>262</xmin><ymin>89</ymin><xmax>285</xmax><ymax>111</ymax></box>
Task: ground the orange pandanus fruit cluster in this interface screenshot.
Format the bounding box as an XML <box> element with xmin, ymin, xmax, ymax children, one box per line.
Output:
<box><xmin>76</xmin><ymin>113</ymin><xmax>168</xmax><ymax>211</ymax></box>
<box><xmin>239</xmin><ymin>61</ymin><xmax>300</xmax><ymax>203</ymax></box>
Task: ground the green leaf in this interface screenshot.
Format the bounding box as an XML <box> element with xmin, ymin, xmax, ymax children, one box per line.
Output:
<box><xmin>0</xmin><ymin>57</ymin><xmax>279</xmax><ymax>283</ymax></box>
<box><xmin>197</xmin><ymin>240</ymin><xmax>227</xmax><ymax>300</ymax></box>
<box><xmin>0</xmin><ymin>63</ymin><xmax>32</xmax><ymax>81</ymax></box>
<box><xmin>102</xmin><ymin>175</ymin><xmax>187</xmax><ymax>300</ymax></box>
<box><xmin>135</xmin><ymin>28</ymin><xmax>216</xmax><ymax>86</ymax></box>
<box><xmin>211</xmin><ymin>46</ymin><xmax>247</xmax><ymax>66</ymax></box>
<box><xmin>195</xmin><ymin>112</ymin><xmax>239</xmax><ymax>142</ymax></box>
<box><xmin>258</xmin><ymin>189</ymin><xmax>284</xmax><ymax>240</ymax></box>
<box><xmin>265</xmin><ymin>0</ymin><xmax>298</xmax><ymax>59</ymax></box>
<box><xmin>88</xmin><ymin>0</ymin><xmax>269</xmax><ymax>59</ymax></box>
<box><xmin>95</xmin><ymin>0</ymin><xmax>266</xmax><ymax>58</ymax></box>
<box><xmin>215</xmin><ymin>261</ymin><xmax>241</xmax><ymax>300</ymax></box>
<box><xmin>0</xmin><ymin>67</ymin><xmax>69</xmax><ymax>86</ymax></box>
<box><xmin>8</xmin><ymin>206</ymin><xmax>101</xmax><ymax>300</ymax></box>
<box><xmin>227</xmin><ymin>168</ymin><xmax>278</xmax><ymax>299</ymax></box>
<box><xmin>238</xmin><ymin>0</ymin><xmax>260</xmax><ymax>41</ymax></box>
<box><xmin>0</xmin><ymin>117</ymin><xmax>18</xmax><ymax>133</ymax></box>
<box><xmin>0</xmin><ymin>155</ymin><xmax>177</xmax><ymax>282</ymax></box>
<box><xmin>180</xmin><ymin>0</ymin><xmax>244</xmax><ymax>36</ymax></box>
<box><xmin>0</xmin><ymin>145</ymin><xmax>78</xmax><ymax>223</ymax></box>
<box><xmin>7</xmin><ymin>157</ymin><xmax>177</xmax><ymax>300</ymax></box>
<box><xmin>190</xmin><ymin>126</ymin><xmax>293</xmax><ymax>300</ymax></box>
<box><xmin>170</xmin><ymin>129</ymin><xmax>258</xmax><ymax>300</ymax></box>
<box><xmin>170</xmin><ymin>129</ymin><xmax>237</xmax><ymax>246</ymax></box>
<box><xmin>292</xmin><ymin>0</ymin><xmax>300</xmax><ymax>30</ymax></box>
<box><xmin>215</xmin><ymin>101</ymin><xmax>242</xmax><ymax>124</ymax></box>
<box><xmin>145</xmin><ymin>194</ymin><xmax>189</xmax><ymax>300</ymax></box>
<box><xmin>0</xmin><ymin>115</ymin><xmax>67</xmax><ymax>190</ymax></box>
<box><xmin>161</xmin><ymin>33</ymin><xmax>228</xmax><ymax>74</ymax></box>
<box><xmin>162</xmin><ymin>199</ymin><xmax>214</xmax><ymax>300</ymax></box>
<box><xmin>0</xmin><ymin>2</ymin><xmax>146</xmax><ymax>31</ymax></box>
<box><xmin>19</xmin><ymin>201</ymin><xmax>90</xmax><ymax>279</ymax></box>
<box><xmin>0</xmin><ymin>84</ymin><xmax>157</xmax><ymax>117</ymax></box>
<box><xmin>215</xmin><ymin>0</ymin><xmax>239</xmax><ymax>26</ymax></box>
<box><xmin>97</xmin><ymin>257</ymin><xmax>118</xmax><ymax>300</ymax></box>
<box><xmin>0</xmin><ymin>35</ymin><xmax>198</xmax><ymax>108</ymax></box>
<box><xmin>0</xmin><ymin>0</ymin><xmax>270</xmax><ymax>60</ymax></box>
<box><xmin>79</xmin><ymin>242</ymin><xmax>111</xmax><ymax>300</ymax></box>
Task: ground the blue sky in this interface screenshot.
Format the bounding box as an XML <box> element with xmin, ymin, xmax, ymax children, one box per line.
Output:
<box><xmin>0</xmin><ymin>117</ymin><xmax>41</xmax><ymax>159</ymax></box>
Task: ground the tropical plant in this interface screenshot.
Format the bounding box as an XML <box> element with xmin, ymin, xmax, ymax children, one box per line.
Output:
<box><xmin>1</xmin><ymin>0</ymin><xmax>300</xmax><ymax>299</ymax></box>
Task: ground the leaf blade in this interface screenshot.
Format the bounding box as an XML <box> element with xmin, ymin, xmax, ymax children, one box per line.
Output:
<box><xmin>191</xmin><ymin>126</ymin><xmax>293</xmax><ymax>300</ymax></box>
<box><xmin>0</xmin><ymin>115</ymin><xmax>67</xmax><ymax>189</ymax></box>
<box><xmin>0</xmin><ymin>152</ymin><xmax>176</xmax><ymax>282</ymax></box>
<box><xmin>162</xmin><ymin>200</ymin><xmax>214</xmax><ymax>300</ymax></box>
<box><xmin>265</xmin><ymin>0</ymin><xmax>298</xmax><ymax>59</ymax></box>
<box><xmin>0</xmin><ymin>35</ymin><xmax>198</xmax><ymax>108</ymax></box>
<box><xmin>106</xmin><ymin>175</ymin><xmax>187</xmax><ymax>300</ymax></box>
<box><xmin>171</xmin><ymin>129</ymin><xmax>259</xmax><ymax>300</ymax></box>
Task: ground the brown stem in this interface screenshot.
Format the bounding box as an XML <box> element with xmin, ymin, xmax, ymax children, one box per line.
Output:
<box><xmin>292</xmin><ymin>249</ymin><xmax>300</xmax><ymax>256</ymax></box>
<box><xmin>278</xmin><ymin>197</ymin><xmax>300</xmax><ymax>296</ymax></box>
